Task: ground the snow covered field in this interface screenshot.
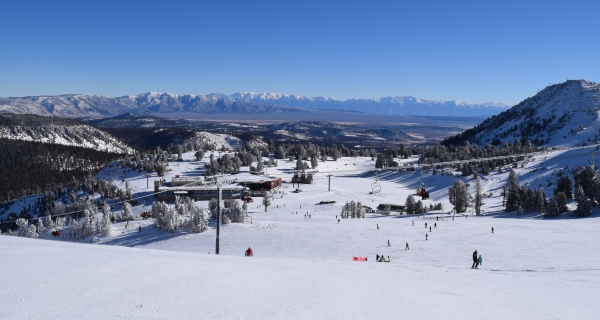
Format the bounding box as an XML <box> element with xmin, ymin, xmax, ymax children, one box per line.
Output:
<box><xmin>2</xmin><ymin>149</ymin><xmax>600</xmax><ymax>319</ymax></box>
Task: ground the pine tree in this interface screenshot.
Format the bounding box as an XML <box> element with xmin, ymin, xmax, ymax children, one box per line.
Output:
<box><xmin>555</xmin><ymin>176</ymin><xmax>573</xmax><ymax>199</ymax></box>
<box><xmin>190</xmin><ymin>206</ymin><xmax>208</xmax><ymax>233</ymax></box>
<box><xmin>405</xmin><ymin>195</ymin><xmax>416</xmax><ymax>215</ymax></box>
<box><xmin>473</xmin><ymin>174</ymin><xmax>484</xmax><ymax>215</ymax></box>
<box><xmin>574</xmin><ymin>186</ymin><xmax>591</xmax><ymax>217</ymax></box>
<box><xmin>262</xmin><ymin>194</ymin><xmax>271</xmax><ymax>212</ymax></box>
<box><xmin>555</xmin><ymin>192</ymin><xmax>569</xmax><ymax>213</ymax></box>
<box><xmin>122</xmin><ymin>202</ymin><xmax>134</xmax><ymax>221</ymax></box>
<box><xmin>545</xmin><ymin>195</ymin><xmax>559</xmax><ymax>218</ymax></box>
<box><xmin>449</xmin><ymin>180</ymin><xmax>469</xmax><ymax>213</ymax></box>
<box><xmin>506</xmin><ymin>169</ymin><xmax>521</xmax><ymax>212</ymax></box>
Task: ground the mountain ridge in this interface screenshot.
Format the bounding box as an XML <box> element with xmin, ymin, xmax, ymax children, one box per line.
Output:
<box><xmin>442</xmin><ymin>79</ymin><xmax>600</xmax><ymax>148</ymax></box>
<box><xmin>0</xmin><ymin>91</ymin><xmax>509</xmax><ymax>117</ymax></box>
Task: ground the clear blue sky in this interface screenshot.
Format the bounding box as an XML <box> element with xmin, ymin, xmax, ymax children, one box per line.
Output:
<box><xmin>1</xmin><ymin>0</ymin><xmax>599</xmax><ymax>105</ymax></box>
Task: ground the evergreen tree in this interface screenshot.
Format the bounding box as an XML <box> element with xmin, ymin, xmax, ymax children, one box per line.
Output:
<box><xmin>506</xmin><ymin>169</ymin><xmax>521</xmax><ymax>212</ymax></box>
<box><xmin>473</xmin><ymin>174</ymin><xmax>484</xmax><ymax>215</ymax></box>
<box><xmin>574</xmin><ymin>186</ymin><xmax>592</xmax><ymax>217</ymax></box>
<box><xmin>405</xmin><ymin>195</ymin><xmax>416</xmax><ymax>214</ymax></box>
<box><xmin>262</xmin><ymin>194</ymin><xmax>271</xmax><ymax>212</ymax></box>
<box><xmin>449</xmin><ymin>180</ymin><xmax>469</xmax><ymax>213</ymax></box>
<box><xmin>555</xmin><ymin>176</ymin><xmax>573</xmax><ymax>199</ymax></box>
<box><xmin>555</xmin><ymin>192</ymin><xmax>569</xmax><ymax>213</ymax></box>
<box><xmin>545</xmin><ymin>195</ymin><xmax>560</xmax><ymax>218</ymax></box>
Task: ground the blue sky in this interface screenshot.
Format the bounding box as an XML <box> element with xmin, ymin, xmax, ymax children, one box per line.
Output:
<box><xmin>1</xmin><ymin>0</ymin><xmax>599</xmax><ymax>105</ymax></box>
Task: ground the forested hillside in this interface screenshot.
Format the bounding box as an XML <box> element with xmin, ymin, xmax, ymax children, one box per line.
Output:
<box><xmin>0</xmin><ymin>139</ymin><xmax>124</xmax><ymax>205</ymax></box>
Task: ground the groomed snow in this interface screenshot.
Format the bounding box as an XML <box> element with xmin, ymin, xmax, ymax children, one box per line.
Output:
<box><xmin>2</xmin><ymin>148</ymin><xmax>600</xmax><ymax>319</ymax></box>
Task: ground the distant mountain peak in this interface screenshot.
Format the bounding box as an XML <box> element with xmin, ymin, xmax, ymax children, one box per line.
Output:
<box><xmin>1</xmin><ymin>90</ymin><xmax>511</xmax><ymax>117</ymax></box>
<box><xmin>443</xmin><ymin>79</ymin><xmax>600</xmax><ymax>147</ymax></box>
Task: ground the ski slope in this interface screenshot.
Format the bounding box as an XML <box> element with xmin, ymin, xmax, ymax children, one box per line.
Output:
<box><xmin>2</xmin><ymin>149</ymin><xmax>600</xmax><ymax>319</ymax></box>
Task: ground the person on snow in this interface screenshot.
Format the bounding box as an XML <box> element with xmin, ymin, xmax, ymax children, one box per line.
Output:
<box><xmin>434</xmin><ymin>223</ymin><xmax>437</xmax><ymax>229</ymax></box>
<box><xmin>245</xmin><ymin>247</ymin><xmax>253</xmax><ymax>257</ymax></box>
<box><xmin>387</xmin><ymin>256</ymin><xmax>391</xmax><ymax>262</ymax></box>
<box><xmin>378</xmin><ymin>255</ymin><xmax>385</xmax><ymax>262</ymax></box>
<box><xmin>387</xmin><ymin>240</ymin><xmax>390</xmax><ymax>246</ymax></box>
<box><xmin>426</xmin><ymin>234</ymin><xmax>428</xmax><ymax>240</ymax></box>
<box><xmin>472</xmin><ymin>250</ymin><xmax>478</xmax><ymax>268</ymax></box>
<box><xmin>406</xmin><ymin>242</ymin><xmax>409</xmax><ymax>250</ymax></box>
<box><xmin>377</xmin><ymin>224</ymin><xmax>379</xmax><ymax>229</ymax></box>
<box><xmin>138</xmin><ymin>226</ymin><xmax>142</xmax><ymax>232</ymax></box>
<box><xmin>425</xmin><ymin>222</ymin><xmax>427</xmax><ymax>228</ymax></box>
<box><xmin>376</xmin><ymin>254</ymin><xmax>380</xmax><ymax>261</ymax></box>
<box><xmin>478</xmin><ymin>254</ymin><xmax>482</xmax><ymax>267</ymax></box>
<box><xmin>412</xmin><ymin>220</ymin><xmax>414</xmax><ymax>226</ymax></box>
<box><xmin>491</xmin><ymin>227</ymin><xmax>494</xmax><ymax>233</ymax></box>
<box><xmin>429</xmin><ymin>226</ymin><xmax>432</xmax><ymax>232</ymax></box>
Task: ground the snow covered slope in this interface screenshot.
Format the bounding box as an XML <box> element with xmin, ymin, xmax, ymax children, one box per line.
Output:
<box><xmin>185</xmin><ymin>131</ymin><xmax>240</xmax><ymax>151</ymax></box>
<box><xmin>449</xmin><ymin>80</ymin><xmax>600</xmax><ymax>147</ymax></box>
<box><xmin>3</xmin><ymin>148</ymin><xmax>600</xmax><ymax>318</ymax></box>
<box><xmin>0</xmin><ymin>114</ymin><xmax>134</xmax><ymax>153</ymax></box>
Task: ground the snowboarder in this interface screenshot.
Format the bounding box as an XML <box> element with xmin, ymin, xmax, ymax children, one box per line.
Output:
<box><xmin>491</xmin><ymin>227</ymin><xmax>494</xmax><ymax>233</ymax></box>
<box><xmin>387</xmin><ymin>240</ymin><xmax>390</xmax><ymax>246</ymax></box>
<box><xmin>478</xmin><ymin>254</ymin><xmax>483</xmax><ymax>267</ymax></box>
<box><xmin>426</xmin><ymin>233</ymin><xmax>428</xmax><ymax>240</ymax></box>
<box><xmin>471</xmin><ymin>250</ymin><xmax>478</xmax><ymax>268</ymax></box>
<box><xmin>434</xmin><ymin>223</ymin><xmax>437</xmax><ymax>229</ymax></box>
<box><xmin>406</xmin><ymin>242</ymin><xmax>409</xmax><ymax>250</ymax></box>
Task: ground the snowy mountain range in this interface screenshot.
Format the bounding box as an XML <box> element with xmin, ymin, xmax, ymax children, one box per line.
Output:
<box><xmin>444</xmin><ymin>80</ymin><xmax>600</xmax><ymax>148</ymax></box>
<box><xmin>0</xmin><ymin>91</ymin><xmax>508</xmax><ymax>118</ymax></box>
<box><xmin>0</xmin><ymin>114</ymin><xmax>133</xmax><ymax>153</ymax></box>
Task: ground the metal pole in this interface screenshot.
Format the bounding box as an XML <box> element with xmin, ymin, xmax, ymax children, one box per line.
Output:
<box><xmin>216</xmin><ymin>182</ymin><xmax>222</xmax><ymax>254</ymax></box>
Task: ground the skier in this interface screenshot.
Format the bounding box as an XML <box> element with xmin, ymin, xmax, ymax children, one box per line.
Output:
<box><xmin>338</xmin><ymin>219</ymin><xmax>340</xmax><ymax>224</ymax></box>
<box><xmin>405</xmin><ymin>242</ymin><xmax>409</xmax><ymax>250</ymax></box>
<box><xmin>426</xmin><ymin>233</ymin><xmax>428</xmax><ymax>240</ymax></box>
<box><xmin>425</xmin><ymin>222</ymin><xmax>427</xmax><ymax>228</ymax></box>
<box><xmin>377</xmin><ymin>224</ymin><xmax>379</xmax><ymax>229</ymax></box>
<box><xmin>429</xmin><ymin>226</ymin><xmax>432</xmax><ymax>232</ymax></box>
<box><xmin>412</xmin><ymin>220</ymin><xmax>414</xmax><ymax>226</ymax></box>
<box><xmin>491</xmin><ymin>227</ymin><xmax>494</xmax><ymax>233</ymax></box>
<box><xmin>434</xmin><ymin>223</ymin><xmax>437</xmax><ymax>229</ymax></box>
<box><xmin>471</xmin><ymin>250</ymin><xmax>478</xmax><ymax>268</ymax></box>
<box><xmin>478</xmin><ymin>254</ymin><xmax>483</xmax><ymax>267</ymax></box>
<box><xmin>387</xmin><ymin>240</ymin><xmax>390</xmax><ymax>246</ymax></box>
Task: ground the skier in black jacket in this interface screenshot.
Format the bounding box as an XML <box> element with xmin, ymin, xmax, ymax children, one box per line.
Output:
<box><xmin>471</xmin><ymin>250</ymin><xmax>478</xmax><ymax>268</ymax></box>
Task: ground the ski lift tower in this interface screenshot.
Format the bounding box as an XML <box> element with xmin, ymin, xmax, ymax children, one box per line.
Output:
<box><xmin>215</xmin><ymin>174</ymin><xmax>223</xmax><ymax>255</ymax></box>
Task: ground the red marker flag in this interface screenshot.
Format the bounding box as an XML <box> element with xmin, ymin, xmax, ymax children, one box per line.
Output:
<box><xmin>352</xmin><ymin>256</ymin><xmax>368</xmax><ymax>261</ymax></box>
